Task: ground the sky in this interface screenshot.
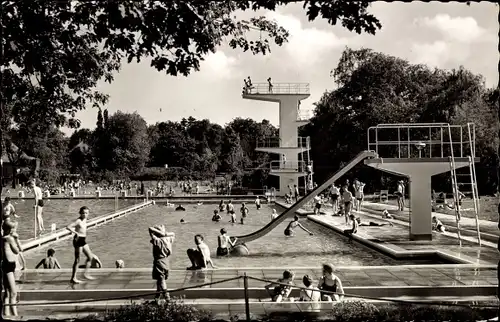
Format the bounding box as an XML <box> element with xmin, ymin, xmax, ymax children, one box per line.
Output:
<box><xmin>66</xmin><ymin>2</ymin><xmax>498</xmax><ymax>135</ymax></box>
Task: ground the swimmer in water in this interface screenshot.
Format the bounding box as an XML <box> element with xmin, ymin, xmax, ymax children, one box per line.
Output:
<box><xmin>271</xmin><ymin>209</ymin><xmax>278</xmax><ymax>221</ymax></box>
<box><xmin>180</xmin><ymin>219</ymin><xmax>186</xmax><ymax>224</ymax></box>
<box><xmin>175</xmin><ymin>205</ymin><xmax>186</xmax><ymax>211</ymax></box>
<box><xmin>212</xmin><ymin>210</ymin><xmax>222</xmax><ymax>222</ymax></box>
<box><xmin>284</xmin><ymin>215</ymin><xmax>313</xmax><ymax>237</ymax></box>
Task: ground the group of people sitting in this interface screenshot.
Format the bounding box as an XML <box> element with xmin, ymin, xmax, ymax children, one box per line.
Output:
<box><xmin>265</xmin><ymin>264</ymin><xmax>344</xmax><ymax>305</ymax></box>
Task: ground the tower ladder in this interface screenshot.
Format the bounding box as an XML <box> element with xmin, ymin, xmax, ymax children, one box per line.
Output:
<box><xmin>447</xmin><ymin>124</ymin><xmax>462</xmax><ymax>247</ymax></box>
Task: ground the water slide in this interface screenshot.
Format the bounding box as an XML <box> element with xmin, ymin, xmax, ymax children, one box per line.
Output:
<box><xmin>234</xmin><ymin>150</ymin><xmax>378</xmax><ymax>245</ymax></box>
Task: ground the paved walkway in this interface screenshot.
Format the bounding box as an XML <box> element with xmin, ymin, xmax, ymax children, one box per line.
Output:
<box><xmin>362</xmin><ymin>201</ymin><xmax>500</xmax><ymax>239</ymax></box>
<box><xmin>15</xmin><ymin>265</ymin><xmax>499</xmax><ymax>293</ymax></box>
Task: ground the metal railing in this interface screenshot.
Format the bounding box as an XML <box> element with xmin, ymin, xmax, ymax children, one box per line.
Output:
<box><xmin>297</xmin><ymin>109</ymin><xmax>314</xmax><ymax>121</ymax></box>
<box><xmin>270</xmin><ymin>160</ymin><xmax>313</xmax><ymax>172</ymax></box>
<box><xmin>256</xmin><ymin>136</ymin><xmax>310</xmax><ymax>149</ymax></box>
<box><xmin>243</xmin><ymin>82</ymin><xmax>310</xmax><ymax>95</ymax></box>
<box><xmin>367</xmin><ymin>123</ymin><xmax>476</xmax><ymax>159</ymax></box>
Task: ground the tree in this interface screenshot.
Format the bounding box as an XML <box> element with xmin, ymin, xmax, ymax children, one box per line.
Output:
<box><xmin>304</xmin><ymin>48</ymin><xmax>498</xmax><ymax>194</ymax></box>
<box><xmin>1</xmin><ymin>1</ymin><xmax>381</xmax><ymax>133</ymax></box>
<box><xmin>95</xmin><ymin>111</ymin><xmax>150</xmax><ymax>177</ymax></box>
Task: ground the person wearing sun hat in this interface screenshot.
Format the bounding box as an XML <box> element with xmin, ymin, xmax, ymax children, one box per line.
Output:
<box><xmin>148</xmin><ymin>224</ymin><xmax>175</xmax><ymax>302</ymax></box>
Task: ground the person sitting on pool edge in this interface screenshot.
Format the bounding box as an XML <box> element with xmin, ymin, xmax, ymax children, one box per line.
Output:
<box><xmin>265</xmin><ymin>270</ymin><xmax>295</xmax><ymax>302</ymax></box>
<box><xmin>344</xmin><ymin>214</ymin><xmax>358</xmax><ymax>242</ymax></box>
<box><xmin>432</xmin><ymin>216</ymin><xmax>446</xmax><ymax>233</ymax></box>
<box><xmin>318</xmin><ymin>264</ymin><xmax>344</xmax><ymax>302</ymax></box>
<box><xmin>187</xmin><ymin>234</ymin><xmax>217</xmax><ymax>270</ymax></box>
<box><xmin>284</xmin><ymin>215</ymin><xmax>314</xmax><ymax>237</ymax></box>
<box><xmin>212</xmin><ymin>209</ymin><xmax>222</xmax><ymax>222</ymax></box>
<box><xmin>217</xmin><ymin>228</ymin><xmax>237</xmax><ymax>256</ymax></box>
<box><xmin>175</xmin><ymin>204</ymin><xmax>186</xmax><ymax>211</ymax></box>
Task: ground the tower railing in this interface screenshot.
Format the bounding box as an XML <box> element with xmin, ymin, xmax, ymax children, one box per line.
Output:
<box><xmin>243</xmin><ymin>83</ymin><xmax>310</xmax><ymax>95</ymax></box>
<box><xmin>270</xmin><ymin>160</ymin><xmax>312</xmax><ymax>172</ymax></box>
<box><xmin>256</xmin><ymin>136</ymin><xmax>310</xmax><ymax>149</ymax></box>
<box><xmin>367</xmin><ymin>123</ymin><xmax>476</xmax><ymax>159</ymax></box>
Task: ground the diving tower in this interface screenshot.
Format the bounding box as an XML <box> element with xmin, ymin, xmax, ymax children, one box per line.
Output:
<box><xmin>364</xmin><ymin>123</ymin><xmax>479</xmax><ymax>241</ymax></box>
<box><xmin>243</xmin><ymin>82</ymin><xmax>313</xmax><ymax>196</ymax></box>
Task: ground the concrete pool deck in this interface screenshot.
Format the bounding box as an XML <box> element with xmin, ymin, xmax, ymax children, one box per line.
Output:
<box><xmin>11</xmin><ymin>265</ymin><xmax>499</xmax><ymax>317</ymax></box>
<box><xmin>275</xmin><ymin>200</ymin><xmax>499</xmax><ymax>265</ymax></box>
<box><xmin>361</xmin><ymin>201</ymin><xmax>500</xmax><ymax>242</ymax></box>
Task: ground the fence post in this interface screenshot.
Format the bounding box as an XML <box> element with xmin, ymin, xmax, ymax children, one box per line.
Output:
<box><xmin>243</xmin><ymin>273</ymin><xmax>251</xmax><ymax>322</ymax></box>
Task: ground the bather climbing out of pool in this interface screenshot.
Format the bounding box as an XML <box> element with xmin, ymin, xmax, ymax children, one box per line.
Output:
<box><xmin>284</xmin><ymin>215</ymin><xmax>314</xmax><ymax>237</ymax></box>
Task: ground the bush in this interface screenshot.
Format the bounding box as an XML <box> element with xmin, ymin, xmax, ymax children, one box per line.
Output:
<box><xmin>89</xmin><ymin>298</ymin><xmax>213</xmax><ymax>322</ymax></box>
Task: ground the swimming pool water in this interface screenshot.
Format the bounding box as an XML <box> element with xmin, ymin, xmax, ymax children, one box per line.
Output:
<box><xmin>23</xmin><ymin>203</ymin><xmax>444</xmax><ymax>269</ymax></box>
<box><xmin>10</xmin><ymin>198</ymin><xmax>141</xmax><ymax>240</ymax></box>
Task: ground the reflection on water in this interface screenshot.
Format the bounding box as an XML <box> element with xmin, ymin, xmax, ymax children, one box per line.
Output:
<box><xmin>23</xmin><ymin>203</ymin><xmax>442</xmax><ymax>269</ymax></box>
<box><xmin>12</xmin><ymin>199</ymin><xmax>141</xmax><ymax>239</ymax></box>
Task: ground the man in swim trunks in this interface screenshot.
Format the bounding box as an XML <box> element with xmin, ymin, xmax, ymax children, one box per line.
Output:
<box><xmin>3</xmin><ymin>220</ymin><xmax>21</xmax><ymax>317</ymax></box>
<box><xmin>30</xmin><ymin>179</ymin><xmax>45</xmax><ymax>234</ymax></box>
<box><xmin>284</xmin><ymin>215</ymin><xmax>314</xmax><ymax>236</ymax></box>
<box><xmin>66</xmin><ymin>206</ymin><xmax>97</xmax><ymax>283</ymax></box>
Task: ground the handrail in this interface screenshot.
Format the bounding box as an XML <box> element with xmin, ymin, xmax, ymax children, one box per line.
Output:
<box><xmin>367</xmin><ymin>123</ymin><xmax>476</xmax><ymax>159</ymax></box>
<box><xmin>234</xmin><ymin>151</ymin><xmax>378</xmax><ymax>244</ymax></box>
<box><xmin>270</xmin><ymin>160</ymin><xmax>311</xmax><ymax>172</ymax></box>
<box><xmin>256</xmin><ymin>136</ymin><xmax>310</xmax><ymax>149</ymax></box>
<box><xmin>243</xmin><ymin>82</ymin><xmax>310</xmax><ymax>95</ymax></box>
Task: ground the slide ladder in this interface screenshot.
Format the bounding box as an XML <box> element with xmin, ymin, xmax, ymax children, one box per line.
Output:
<box><xmin>234</xmin><ymin>150</ymin><xmax>378</xmax><ymax>244</ymax></box>
<box><xmin>447</xmin><ymin>123</ymin><xmax>481</xmax><ymax>246</ymax></box>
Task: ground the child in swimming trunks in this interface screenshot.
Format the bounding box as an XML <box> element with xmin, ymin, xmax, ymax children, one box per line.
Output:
<box><xmin>255</xmin><ymin>196</ymin><xmax>261</xmax><ymax>210</ymax></box>
<box><xmin>187</xmin><ymin>234</ymin><xmax>217</xmax><ymax>270</ymax></box>
<box><xmin>432</xmin><ymin>216</ymin><xmax>445</xmax><ymax>233</ymax></box>
<box><xmin>3</xmin><ymin>220</ymin><xmax>21</xmax><ymax>316</ymax></box>
<box><xmin>149</xmin><ymin>224</ymin><xmax>175</xmax><ymax>302</ymax></box>
<box><xmin>342</xmin><ymin>185</ymin><xmax>353</xmax><ymax>225</ymax></box>
<box><xmin>284</xmin><ymin>216</ymin><xmax>314</xmax><ymax>237</ymax></box>
<box><xmin>265</xmin><ymin>270</ymin><xmax>295</xmax><ymax>302</ymax></box>
<box><xmin>229</xmin><ymin>210</ymin><xmax>236</xmax><ymax>224</ymax></box>
<box><xmin>344</xmin><ymin>214</ymin><xmax>358</xmax><ymax>241</ymax></box>
<box><xmin>36</xmin><ymin>248</ymin><xmax>61</xmax><ymax>269</ymax></box>
<box><xmin>66</xmin><ymin>206</ymin><xmax>97</xmax><ymax>283</ymax></box>
<box><xmin>240</xmin><ymin>203</ymin><xmax>249</xmax><ymax>224</ymax></box>
<box><xmin>217</xmin><ymin>228</ymin><xmax>236</xmax><ymax>256</ymax></box>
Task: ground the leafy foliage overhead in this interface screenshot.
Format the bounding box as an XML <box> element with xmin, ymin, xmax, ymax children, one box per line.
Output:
<box><xmin>1</xmin><ymin>0</ymin><xmax>381</xmax><ymax>127</ymax></box>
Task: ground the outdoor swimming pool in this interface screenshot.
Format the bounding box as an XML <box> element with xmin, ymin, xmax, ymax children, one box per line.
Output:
<box><xmin>23</xmin><ymin>203</ymin><xmax>446</xmax><ymax>269</ymax></box>
<box><xmin>10</xmin><ymin>198</ymin><xmax>141</xmax><ymax>240</ymax></box>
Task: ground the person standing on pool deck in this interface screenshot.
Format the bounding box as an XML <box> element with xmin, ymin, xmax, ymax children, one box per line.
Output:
<box><xmin>342</xmin><ymin>185</ymin><xmax>353</xmax><ymax>226</ymax></box>
<box><xmin>284</xmin><ymin>215</ymin><xmax>314</xmax><ymax>237</ymax></box>
<box><xmin>395</xmin><ymin>180</ymin><xmax>405</xmax><ymax>211</ymax></box>
<box><xmin>149</xmin><ymin>224</ymin><xmax>175</xmax><ymax>302</ymax></box>
<box><xmin>30</xmin><ymin>179</ymin><xmax>45</xmax><ymax>234</ymax></box>
<box><xmin>66</xmin><ymin>206</ymin><xmax>97</xmax><ymax>283</ymax></box>
<box><xmin>3</xmin><ymin>220</ymin><xmax>21</xmax><ymax>317</ymax></box>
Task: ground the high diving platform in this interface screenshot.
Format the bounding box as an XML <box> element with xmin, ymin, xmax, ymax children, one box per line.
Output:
<box><xmin>364</xmin><ymin>123</ymin><xmax>479</xmax><ymax>241</ymax></box>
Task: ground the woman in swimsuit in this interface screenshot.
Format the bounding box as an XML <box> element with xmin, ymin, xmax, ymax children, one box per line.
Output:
<box><xmin>318</xmin><ymin>263</ymin><xmax>344</xmax><ymax>302</ymax></box>
<box><xmin>3</xmin><ymin>220</ymin><xmax>21</xmax><ymax>317</ymax></box>
<box><xmin>284</xmin><ymin>215</ymin><xmax>314</xmax><ymax>237</ymax></box>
